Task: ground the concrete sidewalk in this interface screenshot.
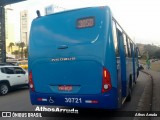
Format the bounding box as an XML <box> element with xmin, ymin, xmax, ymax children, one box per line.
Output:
<box><xmin>143</xmin><ymin>69</ymin><xmax>160</xmax><ymax>119</ymax></box>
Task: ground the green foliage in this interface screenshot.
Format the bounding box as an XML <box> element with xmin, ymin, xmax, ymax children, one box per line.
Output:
<box><xmin>144</xmin><ymin>44</ymin><xmax>160</xmax><ymax>58</ymax></box>
<box><xmin>24</xmin><ymin>47</ymin><xmax>28</xmax><ymax>58</ymax></box>
<box><xmin>154</xmin><ymin>50</ymin><xmax>160</xmax><ymax>58</ymax></box>
<box><xmin>11</xmin><ymin>42</ymin><xmax>27</xmax><ymax>59</ymax></box>
<box><xmin>19</xmin><ymin>42</ymin><xmax>25</xmax><ymax>59</ymax></box>
<box><xmin>8</xmin><ymin>42</ymin><xmax>14</xmax><ymax>52</ymax></box>
<box><xmin>137</xmin><ymin>43</ymin><xmax>160</xmax><ymax>59</ymax></box>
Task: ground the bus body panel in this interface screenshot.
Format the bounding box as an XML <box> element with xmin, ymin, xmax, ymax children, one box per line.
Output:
<box><xmin>29</xmin><ymin>6</ymin><xmax>138</xmax><ymax>109</ymax></box>
<box><xmin>29</xmin><ymin>7</ymin><xmax>116</xmax><ymax>96</ymax></box>
<box><xmin>32</xmin><ymin>59</ymin><xmax>103</xmax><ymax>94</ymax></box>
<box><xmin>117</xmin><ymin>31</ymin><xmax>127</xmax><ymax>97</ymax></box>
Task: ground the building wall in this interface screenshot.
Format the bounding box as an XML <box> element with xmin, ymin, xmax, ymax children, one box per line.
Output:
<box><xmin>20</xmin><ymin>10</ymin><xmax>29</xmax><ymax>46</ymax></box>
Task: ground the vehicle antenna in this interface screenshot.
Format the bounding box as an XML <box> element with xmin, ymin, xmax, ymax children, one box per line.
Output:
<box><xmin>36</xmin><ymin>10</ymin><xmax>41</xmax><ymax>17</ymax></box>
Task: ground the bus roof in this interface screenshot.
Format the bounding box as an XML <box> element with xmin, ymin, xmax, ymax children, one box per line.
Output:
<box><xmin>35</xmin><ymin>6</ymin><xmax>110</xmax><ymax>19</ymax></box>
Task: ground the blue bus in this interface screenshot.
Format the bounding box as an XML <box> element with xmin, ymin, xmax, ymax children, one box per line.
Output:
<box><xmin>28</xmin><ymin>6</ymin><xmax>139</xmax><ymax>109</ymax></box>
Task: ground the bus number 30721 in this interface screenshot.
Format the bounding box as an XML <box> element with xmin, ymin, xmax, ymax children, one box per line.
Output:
<box><xmin>65</xmin><ymin>98</ymin><xmax>82</xmax><ymax>103</ymax></box>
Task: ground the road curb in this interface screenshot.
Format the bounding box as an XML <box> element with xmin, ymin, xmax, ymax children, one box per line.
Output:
<box><xmin>133</xmin><ymin>70</ymin><xmax>153</xmax><ymax>120</ymax></box>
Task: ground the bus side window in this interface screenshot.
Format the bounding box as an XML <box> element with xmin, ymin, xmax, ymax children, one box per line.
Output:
<box><xmin>130</xmin><ymin>42</ymin><xmax>135</xmax><ymax>58</ymax></box>
<box><xmin>135</xmin><ymin>47</ymin><xmax>138</xmax><ymax>58</ymax></box>
<box><xmin>112</xmin><ymin>20</ymin><xmax>119</xmax><ymax>57</ymax></box>
<box><xmin>123</xmin><ymin>33</ymin><xmax>128</xmax><ymax>57</ymax></box>
<box><xmin>127</xmin><ymin>38</ymin><xmax>132</xmax><ymax>57</ymax></box>
<box><xmin>117</xmin><ymin>29</ymin><xmax>124</xmax><ymax>53</ymax></box>
<box><xmin>134</xmin><ymin>46</ymin><xmax>137</xmax><ymax>57</ymax></box>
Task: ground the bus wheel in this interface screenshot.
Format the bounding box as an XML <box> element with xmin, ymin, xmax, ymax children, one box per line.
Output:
<box><xmin>126</xmin><ymin>88</ymin><xmax>131</xmax><ymax>101</ymax></box>
<box><xmin>126</xmin><ymin>77</ymin><xmax>132</xmax><ymax>102</ymax></box>
<box><xmin>118</xmin><ymin>89</ymin><xmax>122</xmax><ymax>108</ymax></box>
<box><xmin>135</xmin><ymin>80</ymin><xmax>137</xmax><ymax>84</ymax></box>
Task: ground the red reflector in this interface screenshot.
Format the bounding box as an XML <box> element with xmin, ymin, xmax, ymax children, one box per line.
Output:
<box><xmin>37</xmin><ymin>98</ymin><xmax>42</xmax><ymax>101</ymax></box>
<box><xmin>92</xmin><ymin>100</ymin><xmax>98</xmax><ymax>104</ymax></box>
<box><xmin>37</xmin><ymin>98</ymin><xmax>47</xmax><ymax>102</ymax></box>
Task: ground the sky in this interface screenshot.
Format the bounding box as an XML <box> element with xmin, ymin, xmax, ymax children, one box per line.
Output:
<box><xmin>6</xmin><ymin>0</ymin><xmax>160</xmax><ymax>46</ymax></box>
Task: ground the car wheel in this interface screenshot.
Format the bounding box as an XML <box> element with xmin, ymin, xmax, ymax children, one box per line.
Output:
<box><xmin>0</xmin><ymin>83</ymin><xmax>9</xmax><ymax>95</ymax></box>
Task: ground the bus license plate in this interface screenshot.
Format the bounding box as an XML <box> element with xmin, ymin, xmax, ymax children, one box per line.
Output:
<box><xmin>58</xmin><ymin>85</ymin><xmax>72</xmax><ymax>91</ymax></box>
<box><xmin>65</xmin><ymin>98</ymin><xmax>82</xmax><ymax>103</ymax></box>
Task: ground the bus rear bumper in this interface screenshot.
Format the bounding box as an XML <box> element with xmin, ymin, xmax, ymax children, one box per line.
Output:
<box><xmin>30</xmin><ymin>88</ymin><xmax>118</xmax><ymax>109</ymax></box>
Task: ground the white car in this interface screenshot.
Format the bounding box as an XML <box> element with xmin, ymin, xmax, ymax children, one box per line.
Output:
<box><xmin>0</xmin><ymin>65</ymin><xmax>28</xmax><ymax>95</ymax></box>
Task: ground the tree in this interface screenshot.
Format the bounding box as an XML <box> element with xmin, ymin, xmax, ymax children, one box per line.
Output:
<box><xmin>24</xmin><ymin>47</ymin><xmax>28</xmax><ymax>58</ymax></box>
<box><xmin>8</xmin><ymin>42</ymin><xmax>14</xmax><ymax>53</ymax></box>
<box><xmin>12</xmin><ymin>50</ymin><xmax>19</xmax><ymax>59</ymax></box>
<box><xmin>14</xmin><ymin>42</ymin><xmax>20</xmax><ymax>58</ymax></box>
<box><xmin>16</xmin><ymin>42</ymin><xmax>21</xmax><ymax>51</ymax></box>
<box><xmin>155</xmin><ymin>49</ymin><xmax>160</xmax><ymax>58</ymax></box>
<box><xmin>143</xmin><ymin>44</ymin><xmax>160</xmax><ymax>59</ymax></box>
<box><xmin>19</xmin><ymin>42</ymin><xmax>25</xmax><ymax>59</ymax></box>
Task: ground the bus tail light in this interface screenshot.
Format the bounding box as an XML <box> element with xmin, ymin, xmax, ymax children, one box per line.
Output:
<box><xmin>29</xmin><ymin>71</ymin><xmax>35</xmax><ymax>91</ymax></box>
<box><xmin>102</xmin><ymin>68</ymin><xmax>112</xmax><ymax>93</ymax></box>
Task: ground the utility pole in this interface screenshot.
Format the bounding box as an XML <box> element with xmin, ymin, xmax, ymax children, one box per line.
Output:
<box><xmin>0</xmin><ymin>6</ymin><xmax>6</xmax><ymax>62</ymax></box>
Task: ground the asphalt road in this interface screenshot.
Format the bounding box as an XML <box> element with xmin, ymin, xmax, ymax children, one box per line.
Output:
<box><xmin>0</xmin><ymin>71</ymin><xmax>151</xmax><ymax>120</ymax></box>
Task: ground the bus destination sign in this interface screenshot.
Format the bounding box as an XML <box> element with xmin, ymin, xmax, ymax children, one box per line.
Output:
<box><xmin>77</xmin><ymin>17</ymin><xmax>95</xmax><ymax>28</ymax></box>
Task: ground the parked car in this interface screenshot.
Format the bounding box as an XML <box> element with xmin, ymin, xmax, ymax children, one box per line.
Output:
<box><xmin>155</xmin><ymin>59</ymin><xmax>158</xmax><ymax>61</ymax></box>
<box><xmin>0</xmin><ymin>62</ymin><xmax>15</xmax><ymax>66</ymax></box>
<box><xmin>0</xmin><ymin>65</ymin><xmax>28</xmax><ymax>95</ymax></box>
<box><xmin>15</xmin><ymin>60</ymin><xmax>28</xmax><ymax>70</ymax></box>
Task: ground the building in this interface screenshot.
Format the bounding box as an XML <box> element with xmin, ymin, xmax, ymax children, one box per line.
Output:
<box><xmin>45</xmin><ymin>4</ymin><xmax>65</xmax><ymax>15</ymax></box>
<box><xmin>20</xmin><ymin>10</ymin><xmax>29</xmax><ymax>46</ymax></box>
<box><xmin>45</xmin><ymin>5</ymin><xmax>54</xmax><ymax>15</ymax></box>
<box><xmin>5</xmin><ymin>7</ymin><xmax>16</xmax><ymax>54</ymax></box>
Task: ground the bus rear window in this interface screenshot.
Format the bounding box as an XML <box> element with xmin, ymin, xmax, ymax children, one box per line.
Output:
<box><xmin>76</xmin><ymin>17</ymin><xmax>95</xmax><ymax>29</ymax></box>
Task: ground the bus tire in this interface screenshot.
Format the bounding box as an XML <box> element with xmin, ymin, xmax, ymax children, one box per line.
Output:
<box><xmin>126</xmin><ymin>88</ymin><xmax>131</xmax><ymax>101</ymax></box>
<box><xmin>118</xmin><ymin>89</ymin><xmax>122</xmax><ymax>109</ymax></box>
<box><xmin>135</xmin><ymin>81</ymin><xmax>137</xmax><ymax>84</ymax></box>
<box><xmin>130</xmin><ymin>74</ymin><xmax>133</xmax><ymax>88</ymax></box>
<box><xmin>126</xmin><ymin>76</ymin><xmax>132</xmax><ymax>102</ymax></box>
